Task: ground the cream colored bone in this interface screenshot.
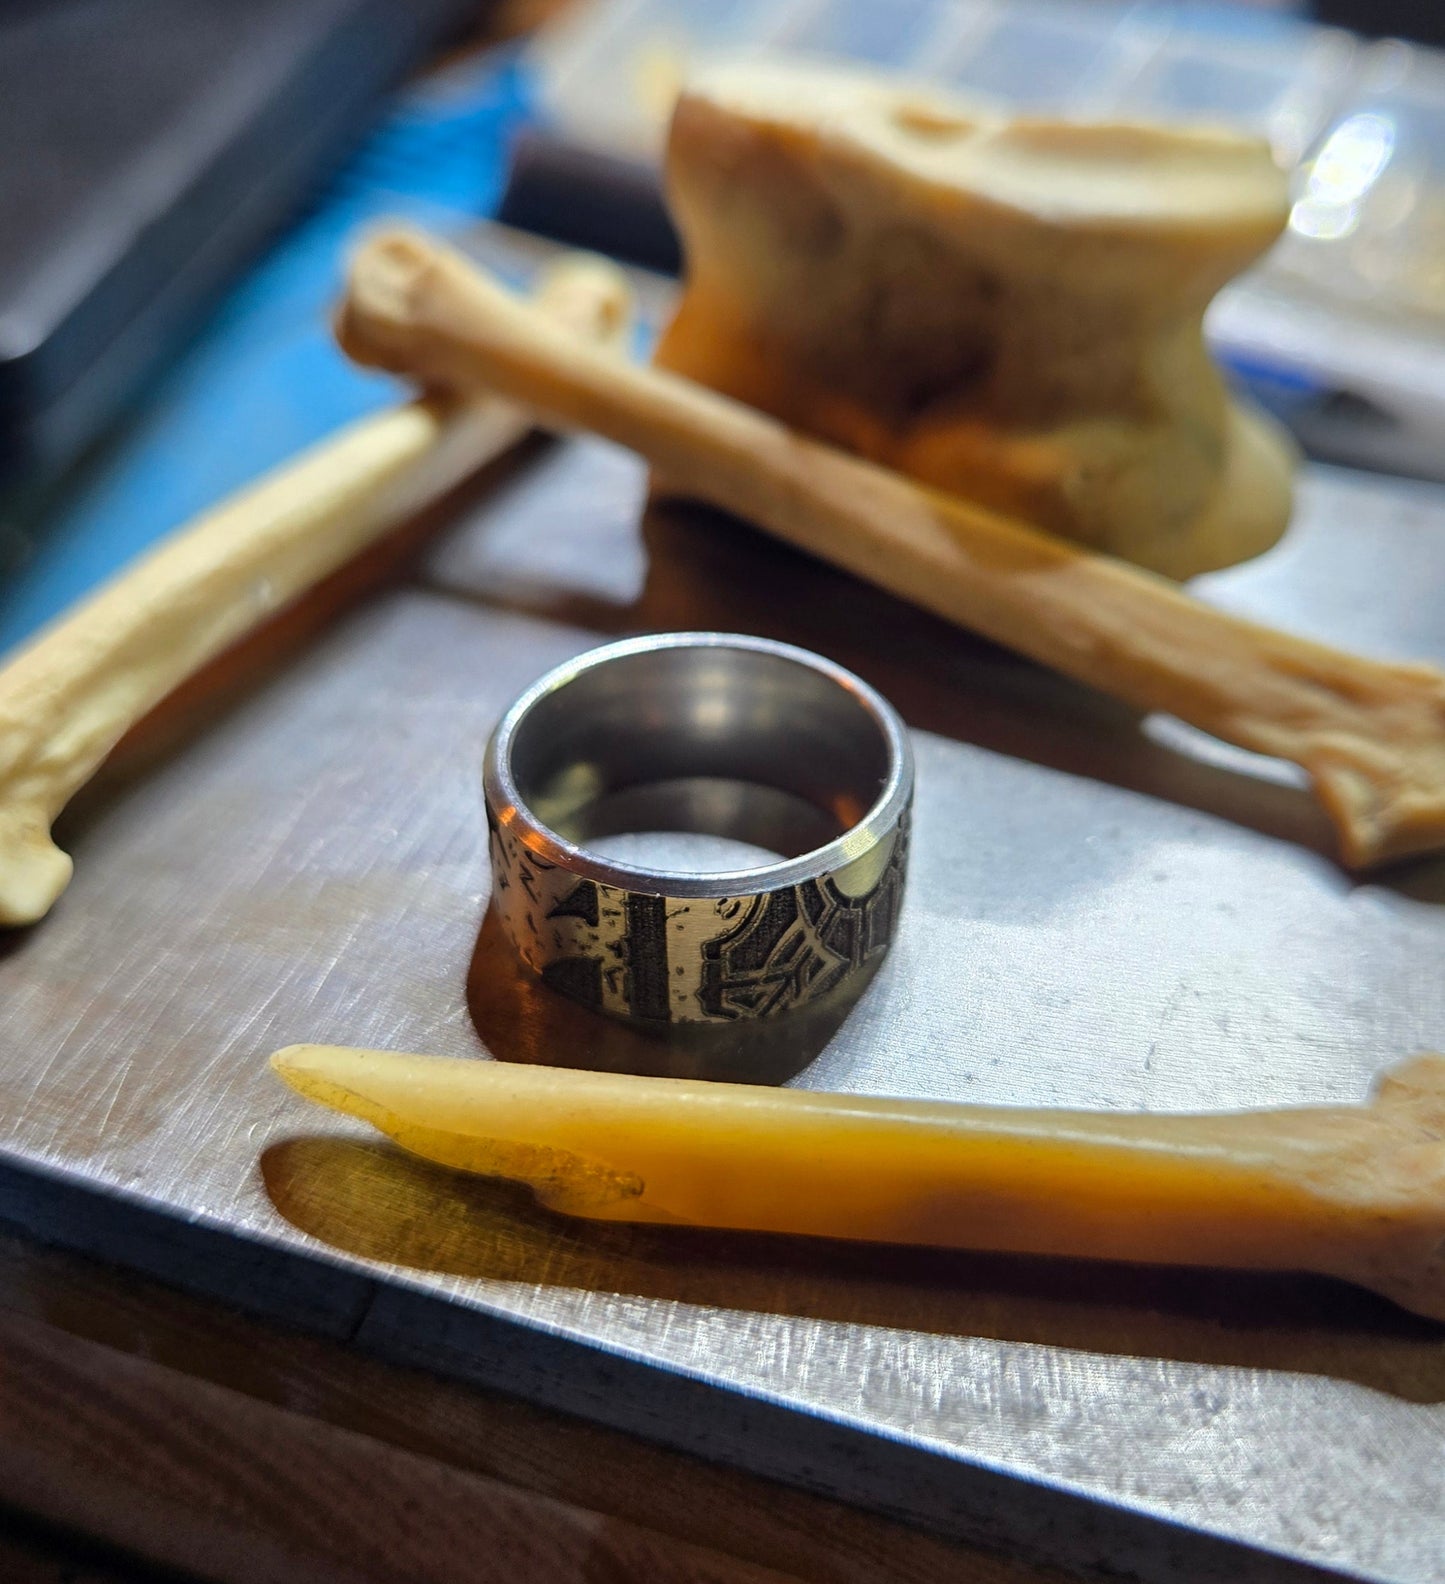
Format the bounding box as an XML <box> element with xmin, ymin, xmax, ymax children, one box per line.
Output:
<box><xmin>654</xmin><ymin>60</ymin><xmax>1297</xmax><ymax>579</ymax></box>
<box><xmin>0</xmin><ymin>256</ymin><xmax>632</xmax><ymax>928</ymax></box>
<box><xmin>334</xmin><ymin>228</ymin><xmax>1445</xmax><ymax>870</ymax></box>
<box><xmin>272</xmin><ymin>1044</ymin><xmax>1445</xmax><ymax>1323</ymax></box>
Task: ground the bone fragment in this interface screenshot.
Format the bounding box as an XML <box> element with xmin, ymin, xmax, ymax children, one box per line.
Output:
<box><xmin>335</xmin><ymin>229</ymin><xmax>1445</xmax><ymax>869</ymax></box>
<box><xmin>0</xmin><ymin>256</ymin><xmax>632</xmax><ymax>927</ymax></box>
<box><xmin>656</xmin><ymin>59</ymin><xmax>1296</xmax><ymax>578</ymax></box>
<box><xmin>272</xmin><ymin>1044</ymin><xmax>1445</xmax><ymax>1322</ymax></box>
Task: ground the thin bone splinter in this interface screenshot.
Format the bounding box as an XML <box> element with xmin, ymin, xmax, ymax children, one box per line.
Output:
<box><xmin>334</xmin><ymin>227</ymin><xmax>1445</xmax><ymax>871</ymax></box>
<box><xmin>0</xmin><ymin>257</ymin><xmax>632</xmax><ymax>927</ymax></box>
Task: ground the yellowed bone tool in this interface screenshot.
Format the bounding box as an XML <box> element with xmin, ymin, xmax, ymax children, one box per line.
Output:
<box><xmin>272</xmin><ymin>1044</ymin><xmax>1445</xmax><ymax>1323</ymax></box>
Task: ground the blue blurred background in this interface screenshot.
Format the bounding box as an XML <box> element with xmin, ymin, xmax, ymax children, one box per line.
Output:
<box><xmin>4</xmin><ymin>0</ymin><xmax>1443</xmax><ymax>656</ymax></box>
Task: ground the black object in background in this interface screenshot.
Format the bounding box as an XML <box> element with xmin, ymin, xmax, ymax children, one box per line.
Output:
<box><xmin>1310</xmin><ymin>1</ymin><xmax>1445</xmax><ymax>45</ymax></box>
<box><xmin>0</xmin><ymin>0</ymin><xmax>477</xmax><ymax>486</ymax></box>
<box><xmin>498</xmin><ymin>127</ymin><xmax>682</xmax><ymax>275</ymax></box>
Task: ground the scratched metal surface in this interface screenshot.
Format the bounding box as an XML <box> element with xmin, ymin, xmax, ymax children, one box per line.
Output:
<box><xmin>3</xmin><ymin>234</ymin><xmax>1445</xmax><ymax>1582</ymax></box>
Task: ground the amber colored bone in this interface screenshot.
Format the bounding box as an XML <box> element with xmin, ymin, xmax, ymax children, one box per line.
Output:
<box><xmin>0</xmin><ymin>257</ymin><xmax>632</xmax><ymax>928</ymax></box>
<box><xmin>333</xmin><ymin>228</ymin><xmax>1445</xmax><ymax>870</ymax></box>
<box><xmin>271</xmin><ymin>1045</ymin><xmax>1445</xmax><ymax>1324</ymax></box>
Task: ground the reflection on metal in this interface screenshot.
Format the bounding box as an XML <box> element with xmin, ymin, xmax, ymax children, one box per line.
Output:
<box><xmin>1291</xmin><ymin>112</ymin><xmax>1396</xmax><ymax>240</ymax></box>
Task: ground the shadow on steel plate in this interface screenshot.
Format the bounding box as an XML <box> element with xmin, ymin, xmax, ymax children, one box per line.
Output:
<box><xmin>260</xmin><ymin>1123</ymin><xmax>1445</xmax><ymax>1406</ymax></box>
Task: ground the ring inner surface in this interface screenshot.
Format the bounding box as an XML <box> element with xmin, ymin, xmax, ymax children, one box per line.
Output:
<box><xmin>509</xmin><ymin>646</ymin><xmax>892</xmax><ymax>873</ymax></box>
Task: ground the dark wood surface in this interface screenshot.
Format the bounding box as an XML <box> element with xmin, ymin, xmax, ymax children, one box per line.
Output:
<box><xmin>0</xmin><ymin>1509</ymin><xmax>186</xmax><ymax>1584</ymax></box>
<box><xmin>0</xmin><ymin>1229</ymin><xmax>1078</xmax><ymax>1584</ymax></box>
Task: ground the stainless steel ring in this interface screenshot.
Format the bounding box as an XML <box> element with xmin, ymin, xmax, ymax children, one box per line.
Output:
<box><xmin>483</xmin><ymin>633</ymin><xmax>913</xmax><ymax>1026</ymax></box>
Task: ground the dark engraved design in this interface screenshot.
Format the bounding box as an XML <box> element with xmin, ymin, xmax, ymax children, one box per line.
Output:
<box><xmin>541</xmin><ymin>954</ymin><xmax>604</xmax><ymax>1009</ymax></box>
<box><xmin>698</xmin><ymin>816</ymin><xmax>909</xmax><ymax>1021</ymax></box>
<box><xmin>623</xmin><ymin>893</ymin><xmax>670</xmax><ymax>1022</ymax></box>
<box><xmin>490</xmin><ymin>796</ymin><xmax>909</xmax><ymax>1025</ymax></box>
<box><xmin>517</xmin><ymin>857</ymin><xmax>544</xmax><ymax>906</ymax></box>
<box><xmin>548</xmin><ymin>879</ymin><xmax>600</xmax><ymax>927</ymax></box>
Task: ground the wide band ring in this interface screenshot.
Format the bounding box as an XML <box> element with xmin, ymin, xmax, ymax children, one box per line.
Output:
<box><xmin>483</xmin><ymin>633</ymin><xmax>913</xmax><ymax>1026</ymax></box>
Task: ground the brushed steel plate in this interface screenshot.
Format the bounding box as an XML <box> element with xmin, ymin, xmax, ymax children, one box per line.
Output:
<box><xmin>2</xmin><ymin>232</ymin><xmax>1443</xmax><ymax>1583</ymax></box>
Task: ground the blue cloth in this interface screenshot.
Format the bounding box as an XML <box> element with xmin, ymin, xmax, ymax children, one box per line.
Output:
<box><xmin>0</xmin><ymin>51</ymin><xmax>532</xmax><ymax>658</ymax></box>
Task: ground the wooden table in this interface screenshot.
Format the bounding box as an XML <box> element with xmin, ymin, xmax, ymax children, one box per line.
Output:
<box><xmin>0</xmin><ymin>1229</ymin><xmax>1073</xmax><ymax>1584</ymax></box>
